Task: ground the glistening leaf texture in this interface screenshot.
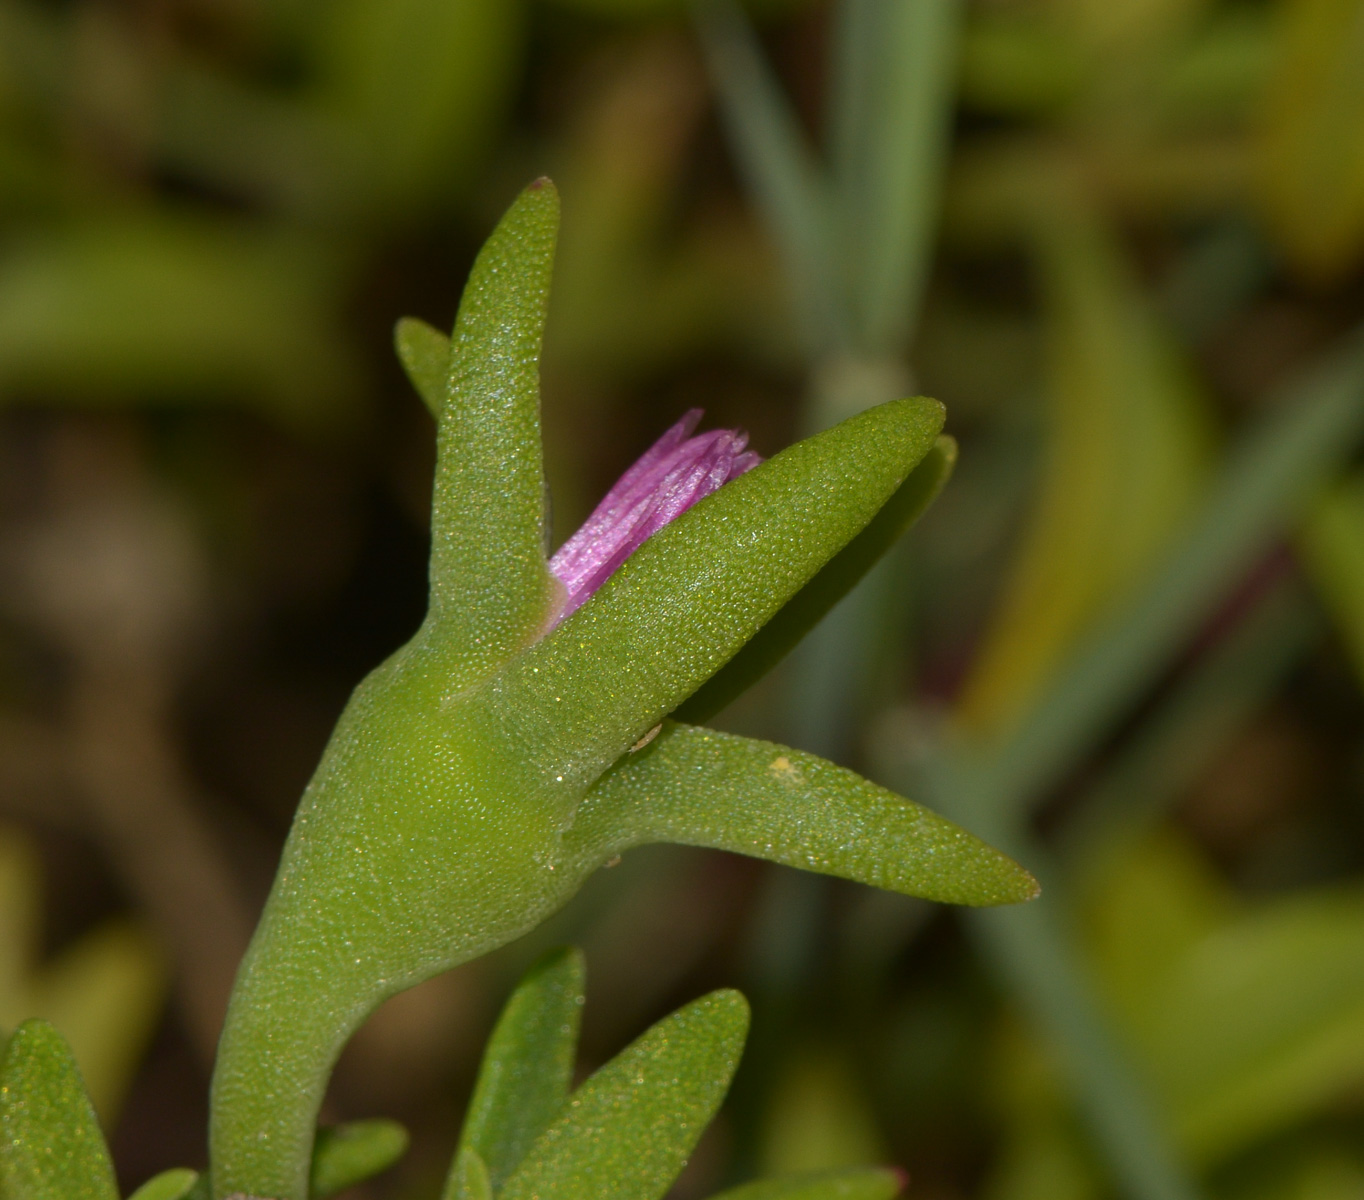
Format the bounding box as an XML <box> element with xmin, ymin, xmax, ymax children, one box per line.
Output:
<box><xmin>0</xmin><ymin>1020</ymin><xmax>118</xmax><ymax>1200</ymax></box>
<box><xmin>499</xmin><ymin>990</ymin><xmax>750</xmax><ymax>1200</ymax></box>
<box><xmin>572</xmin><ymin>721</ymin><xmax>1037</xmax><ymax>906</ymax></box>
<box><xmin>455</xmin><ymin>946</ymin><xmax>584</xmax><ymax>1188</ymax></box>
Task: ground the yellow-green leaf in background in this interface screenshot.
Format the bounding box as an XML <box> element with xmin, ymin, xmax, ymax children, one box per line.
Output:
<box><xmin>1298</xmin><ymin>472</ymin><xmax>1364</xmax><ymax>679</ymax></box>
<box><xmin>1257</xmin><ymin>0</ymin><xmax>1364</xmax><ymax>282</ymax></box>
<box><xmin>0</xmin><ymin>826</ymin><xmax>166</xmax><ymax>1124</ymax></box>
<box><xmin>1085</xmin><ymin>834</ymin><xmax>1364</xmax><ymax>1165</ymax></box>
<box><xmin>758</xmin><ymin>1047</ymin><xmax>887</xmax><ymax>1179</ymax></box>
<box><xmin>955</xmin><ymin>198</ymin><xmax>1210</xmax><ymax>737</ymax></box>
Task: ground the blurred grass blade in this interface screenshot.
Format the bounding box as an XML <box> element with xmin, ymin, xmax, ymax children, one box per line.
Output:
<box><xmin>842</xmin><ymin>0</ymin><xmax>963</xmax><ymax>352</ymax></box>
<box><xmin>711</xmin><ymin>1166</ymin><xmax>904</xmax><ymax>1199</ymax></box>
<box><xmin>1298</xmin><ymin>472</ymin><xmax>1364</xmax><ymax>678</ymax></box>
<box><xmin>126</xmin><ymin>1169</ymin><xmax>199</xmax><ymax>1200</ymax></box>
<box><xmin>0</xmin><ymin>218</ymin><xmax>356</xmax><ymax>428</ymax></box>
<box><xmin>500</xmin><ymin>398</ymin><xmax>944</xmax><ymax>789</ymax></box>
<box><xmin>455</xmin><ymin>947</ymin><xmax>585</xmax><ymax>1189</ymax></box>
<box><xmin>958</xmin><ymin>205</ymin><xmax>1210</xmax><ymax>739</ymax></box>
<box><xmin>827</xmin><ymin>0</ymin><xmax>878</xmax><ymax>234</ymax></box>
<box><xmin>310</xmin><ymin>1119</ymin><xmax>409</xmax><ymax>1197</ymax></box>
<box><xmin>573</xmin><ymin>720</ymin><xmax>1037</xmax><ymax>906</ymax></box>
<box><xmin>678</xmin><ymin>436</ymin><xmax>955</xmax><ymax>724</ymax></box>
<box><xmin>1059</xmin><ymin>580</ymin><xmax>1318</xmax><ymax>870</ymax></box>
<box><xmin>394</xmin><ymin>316</ymin><xmax>450</xmax><ymax>418</ymax></box>
<box><xmin>317</xmin><ymin>0</ymin><xmax>522</xmax><ymax>213</ymax></box>
<box><xmin>980</xmin><ymin>322</ymin><xmax>1364</xmax><ymax>823</ymax></box>
<box><xmin>0</xmin><ymin>1019</ymin><xmax>118</xmax><ymax>1200</ymax></box>
<box><xmin>694</xmin><ymin>0</ymin><xmax>845</xmax><ymax>353</ymax></box>
<box><xmin>500</xmin><ymin>991</ymin><xmax>749</xmax><ymax>1200</ymax></box>
<box><xmin>965</xmin><ymin>861</ymin><xmax>1203</xmax><ymax>1200</ymax></box>
<box><xmin>444</xmin><ymin>1146</ymin><xmax>493</xmax><ymax>1200</ymax></box>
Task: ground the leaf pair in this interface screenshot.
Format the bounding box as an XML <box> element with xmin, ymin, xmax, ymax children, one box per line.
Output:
<box><xmin>444</xmin><ymin>948</ymin><xmax>904</xmax><ymax>1200</ymax></box>
<box><xmin>209</xmin><ymin>178</ymin><xmax>1035</xmax><ymax>1200</ymax></box>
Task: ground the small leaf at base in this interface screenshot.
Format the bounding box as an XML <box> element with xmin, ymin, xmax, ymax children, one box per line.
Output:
<box><xmin>310</xmin><ymin>1119</ymin><xmax>409</xmax><ymax>1198</ymax></box>
<box><xmin>126</xmin><ymin>1168</ymin><xmax>199</xmax><ymax>1200</ymax></box>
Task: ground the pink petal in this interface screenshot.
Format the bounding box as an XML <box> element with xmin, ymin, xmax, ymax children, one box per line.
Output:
<box><xmin>548</xmin><ymin>414</ymin><xmax>762</xmax><ymax>625</ymax></box>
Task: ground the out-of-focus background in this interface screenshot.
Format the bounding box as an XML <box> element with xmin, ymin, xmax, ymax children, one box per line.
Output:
<box><xmin>4</xmin><ymin>0</ymin><xmax>1364</xmax><ymax>1196</ymax></box>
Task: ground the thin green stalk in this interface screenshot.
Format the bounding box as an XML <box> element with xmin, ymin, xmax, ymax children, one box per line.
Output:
<box><xmin>693</xmin><ymin>0</ymin><xmax>845</xmax><ymax>355</ymax></box>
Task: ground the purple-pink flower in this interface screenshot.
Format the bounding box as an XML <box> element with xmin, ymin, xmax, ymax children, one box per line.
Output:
<box><xmin>549</xmin><ymin>409</ymin><xmax>761</xmax><ymax>625</ymax></box>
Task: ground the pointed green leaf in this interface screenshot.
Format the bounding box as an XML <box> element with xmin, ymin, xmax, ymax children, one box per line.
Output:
<box><xmin>395</xmin><ymin>316</ymin><xmax>450</xmax><ymax>418</ymax></box>
<box><xmin>427</xmin><ymin>179</ymin><xmax>561</xmax><ymax>680</ymax></box>
<box><xmin>499</xmin><ymin>990</ymin><xmax>750</xmax><ymax>1200</ymax></box>
<box><xmin>710</xmin><ymin>1167</ymin><xmax>904</xmax><ymax>1200</ymax></box>
<box><xmin>455</xmin><ymin>947</ymin><xmax>585</xmax><ymax>1188</ymax></box>
<box><xmin>0</xmin><ymin>1019</ymin><xmax>118</xmax><ymax>1200</ymax></box>
<box><xmin>310</xmin><ymin>1119</ymin><xmax>409</xmax><ymax>1198</ymax></box>
<box><xmin>443</xmin><ymin>1145</ymin><xmax>492</xmax><ymax>1200</ymax></box>
<box><xmin>126</xmin><ymin>1168</ymin><xmax>199</xmax><ymax>1200</ymax></box>
<box><xmin>495</xmin><ymin>396</ymin><xmax>945</xmax><ymax>791</ymax></box>
<box><xmin>678</xmin><ymin>435</ymin><xmax>955</xmax><ymax>724</ymax></box>
<box><xmin>570</xmin><ymin>722</ymin><xmax>1036</xmax><ymax>906</ymax></box>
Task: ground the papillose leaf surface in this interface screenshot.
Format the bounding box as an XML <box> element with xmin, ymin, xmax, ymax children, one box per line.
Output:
<box><xmin>570</xmin><ymin>721</ymin><xmax>1037</xmax><ymax>906</ymax></box>
<box><xmin>207</xmin><ymin>179</ymin><xmax>1033</xmax><ymax>1200</ymax></box>
<box><xmin>499</xmin><ymin>990</ymin><xmax>750</xmax><ymax>1200</ymax></box>
<box><xmin>455</xmin><ymin>946</ymin><xmax>584</xmax><ymax>1188</ymax></box>
<box><xmin>0</xmin><ymin>1020</ymin><xmax>118</xmax><ymax>1200</ymax></box>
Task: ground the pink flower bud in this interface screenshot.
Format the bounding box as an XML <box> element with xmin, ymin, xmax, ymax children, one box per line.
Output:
<box><xmin>549</xmin><ymin>409</ymin><xmax>761</xmax><ymax>624</ymax></box>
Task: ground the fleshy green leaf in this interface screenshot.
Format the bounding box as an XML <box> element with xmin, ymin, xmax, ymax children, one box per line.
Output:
<box><xmin>570</xmin><ymin>721</ymin><xmax>1036</xmax><ymax>906</ymax></box>
<box><xmin>394</xmin><ymin>316</ymin><xmax>450</xmax><ymax>418</ymax></box>
<box><xmin>678</xmin><ymin>435</ymin><xmax>955</xmax><ymax>724</ymax></box>
<box><xmin>427</xmin><ymin>179</ymin><xmax>561</xmax><ymax>681</ymax></box>
<box><xmin>310</xmin><ymin>1119</ymin><xmax>409</xmax><ymax>1198</ymax></box>
<box><xmin>454</xmin><ymin>947</ymin><xmax>584</xmax><ymax>1188</ymax></box>
<box><xmin>495</xmin><ymin>396</ymin><xmax>946</xmax><ymax>792</ymax></box>
<box><xmin>710</xmin><ymin>1167</ymin><xmax>904</xmax><ymax>1200</ymax></box>
<box><xmin>126</xmin><ymin>1168</ymin><xmax>199</xmax><ymax>1200</ymax></box>
<box><xmin>499</xmin><ymin>990</ymin><xmax>750</xmax><ymax>1200</ymax></box>
<box><xmin>443</xmin><ymin>1146</ymin><xmax>493</xmax><ymax>1200</ymax></box>
<box><xmin>0</xmin><ymin>1019</ymin><xmax>118</xmax><ymax>1200</ymax></box>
